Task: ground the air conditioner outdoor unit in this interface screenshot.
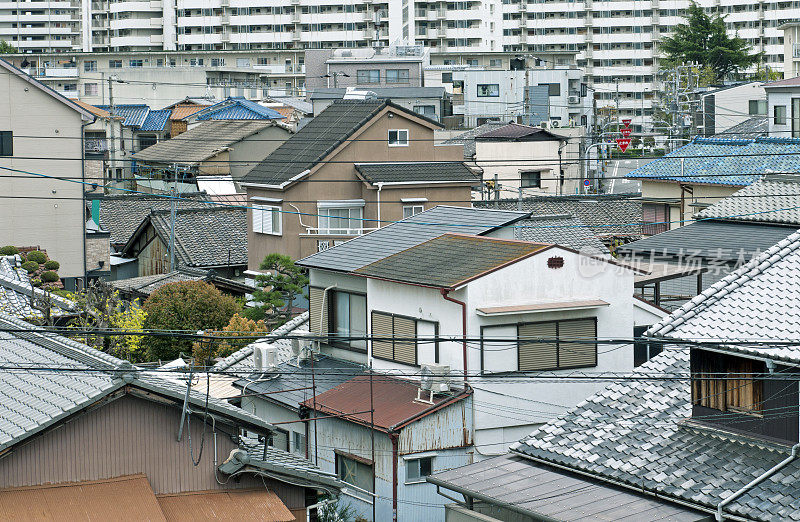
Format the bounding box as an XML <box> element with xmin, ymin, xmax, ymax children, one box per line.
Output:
<box><xmin>421</xmin><ymin>364</ymin><xmax>451</xmax><ymax>392</ymax></box>
<box><xmin>292</xmin><ymin>334</ymin><xmax>313</xmax><ymax>363</ymax></box>
<box><xmin>539</xmin><ymin>121</ymin><xmax>549</xmax><ymax>129</ymax></box>
<box><xmin>550</xmin><ymin>119</ymin><xmax>561</xmax><ymax>128</ymax></box>
<box><xmin>252</xmin><ymin>345</ymin><xmax>277</xmax><ymax>371</ymax></box>
<box><xmin>568</xmin><ymin>95</ymin><xmax>580</xmax><ymax>104</ymax></box>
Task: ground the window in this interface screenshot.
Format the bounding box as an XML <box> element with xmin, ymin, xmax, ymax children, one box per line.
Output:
<box><xmin>318</xmin><ymin>206</ymin><xmax>363</xmax><ymax>234</ymax></box>
<box><xmin>138</xmin><ymin>134</ymin><xmax>157</xmax><ymax>150</ymax></box>
<box><xmin>292</xmin><ymin>431</ymin><xmax>307</xmax><ymax>455</ymax></box>
<box><xmin>482</xmin><ymin>318</ymin><xmax>597</xmax><ymax>373</ymax></box>
<box><xmin>774</xmin><ymin>105</ymin><xmax>787</xmax><ymax>126</ymax></box>
<box><xmin>633</xmin><ymin>325</ymin><xmax>662</xmax><ymax>367</ymax></box>
<box><xmin>441</xmin><ymin>72</ymin><xmax>453</xmax><ymax>83</ymax></box>
<box><xmin>413</xmin><ymin>105</ymin><xmax>436</xmax><ymax>118</ymax></box>
<box><xmin>403</xmin><ymin>205</ymin><xmax>424</xmax><ymax>218</ymax></box>
<box><xmin>267</xmin><ymin>428</ymin><xmax>289</xmax><ymax>451</ymax></box>
<box><xmin>0</xmin><ymin>131</ymin><xmax>12</xmax><ymax>157</ymax></box>
<box><xmin>489</xmin><ymin>58</ymin><xmax>502</xmax><ymax>67</ymax></box>
<box><xmin>642</xmin><ymin>203</ymin><xmax>668</xmax><ymax>235</ymax></box>
<box><xmin>211</xmin><ymin>58</ymin><xmax>225</xmax><ymax>67</ymax></box>
<box><xmin>692</xmin><ymin>351</ymin><xmax>763</xmax><ymax>414</ymax></box>
<box><xmin>84</xmin><ymin>60</ymin><xmax>97</xmax><ymax>72</ymax></box>
<box><xmin>386</xmin><ymin>69</ymin><xmax>410</xmax><ymax>83</ymax></box>
<box><xmin>371</xmin><ymin>311</ymin><xmax>438</xmax><ymax>365</ymax></box>
<box><xmin>520</xmin><ymin>170</ymin><xmax>541</xmax><ymax>188</ymax></box>
<box><xmin>793</xmin><ymin>99</ymin><xmax>800</xmax><ymax>138</ymax></box>
<box><xmin>109</xmin><ymin>60</ymin><xmax>122</xmax><ymax>68</ymax></box>
<box><xmin>253</xmin><ymin>204</ymin><xmax>282</xmax><ymax>235</ymax></box>
<box><xmin>388</xmin><ymin>129</ymin><xmax>409</xmax><ymax>146</ymax></box>
<box><xmin>336</xmin><ymin>453</ymin><xmax>373</xmax><ymax>492</ymax></box>
<box><xmin>406</xmin><ymin>456</ymin><xmax>433</xmax><ymax>483</ymax></box>
<box><xmin>477</xmin><ymin>83</ymin><xmax>500</xmax><ymax>97</ymax></box>
<box><xmin>357</xmin><ymin>69</ymin><xmax>380</xmax><ymax>84</ymax></box>
<box><xmin>539</xmin><ymin>83</ymin><xmax>561</xmax><ymax>96</ymax></box>
<box><xmin>328</xmin><ymin>290</ymin><xmax>366</xmax><ymax>352</ymax></box>
<box><xmin>129</xmin><ymin>59</ymin><xmax>143</xmax><ymax>68</ymax></box>
<box><xmin>748</xmin><ymin>99</ymin><xmax>767</xmax><ymax>115</ymax></box>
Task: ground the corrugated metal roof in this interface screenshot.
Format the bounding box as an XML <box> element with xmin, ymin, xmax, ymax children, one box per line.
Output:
<box><xmin>156</xmin><ymin>489</ymin><xmax>294</xmax><ymax>521</ymax></box>
<box><xmin>140</xmin><ymin>109</ymin><xmax>171</xmax><ymax>131</ymax></box>
<box><xmin>0</xmin><ymin>475</ymin><xmax>167</xmax><ymax>521</ymax></box>
<box><xmin>354</xmin><ymin>161</ymin><xmax>479</xmax><ymax>184</ymax></box>
<box><xmin>429</xmin><ymin>455</ymin><xmax>705</xmax><ymax>521</ymax></box>
<box><xmin>95</xmin><ymin>104</ymin><xmax>151</xmax><ymax>127</ymax></box>
<box><xmin>354</xmin><ymin>233</ymin><xmax>548</xmax><ymax>288</ymax></box>
<box><xmin>297</xmin><ymin>205</ymin><xmax>529</xmax><ymax>273</ymax></box>
<box><xmin>301</xmin><ymin>375</ymin><xmax>468</xmax><ymax>431</ymax></box>
<box><xmin>194</xmin><ymin>97</ymin><xmax>284</xmax><ymax>121</ymax></box>
<box><xmin>695</xmin><ymin>174</ymin><xmax>800</xmax><ymax>225</ymax></box>
<box><xmin>627</xmin><ymin>137</ymin><xmax>800</xmax><ymax>185</ymax></box>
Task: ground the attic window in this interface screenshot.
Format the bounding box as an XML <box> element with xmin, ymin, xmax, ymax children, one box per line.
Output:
<box><xmin>692</xmin><ymin>350</ymin><xmax>763</xmax><ymax>415</ymax></box>
<box><xmin>547</xmin><ymin>256</ymin><xmax>564</xmax><ymax>269</ymax></box>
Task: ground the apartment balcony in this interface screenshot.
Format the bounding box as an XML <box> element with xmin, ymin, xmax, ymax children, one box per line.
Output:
<box><xmin>85</xmin><ymin>138</ymin><xmax>109</xmax><ymax>153</ymax></box>
<box><xmin>292</xmin><ymin>30</ymin><xmax>301</xmax><ymax>40</ymax></box>
<box><xmin>109</xmin><ymin>1</ymin><xmax>159</xmax><ymax>12</ymax></box>
<box><xmin>301</xmin><ymin>227</ymin><xmax>378</xmax><ymax>237</ymax></box>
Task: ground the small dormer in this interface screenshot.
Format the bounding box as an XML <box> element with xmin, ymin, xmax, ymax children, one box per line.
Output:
<box><xmin>690</xmin><ymin>348</ymin><xmax>799</xmax><ymax>444</ymax></box>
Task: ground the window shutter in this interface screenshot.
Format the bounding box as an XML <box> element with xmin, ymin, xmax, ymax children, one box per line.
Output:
<box><xmin>309</xmin><ymin>287</ymin><xmax>329</xmax><ymax>335</ymax></box>
<box><xmin>371</xmin><ymin>312</ymin><xmax>394</xmax><ymax>360</ymax></box>
<box><xmin>262</xmin><ymin>206</ymin><xmax>273</xmax><ymax>233</ymax></box>
<box><xmin>252</xmin><ymin>205</ymin><xmax>263</xmax><ymax>233</ymax></box>
<box><xmin>393</xmin><ymin>316</ymin><xmax>417</xmax><ymax>365</ymax></box>
<box><xmin>518</xmin><ymin>322</ymin><xmax>557</xmax><ymax>371</ymax></box>
<box><xmin>557</xmin><ymin>319</ymin><xmax>597</xmax><ymax>368</ymax></box>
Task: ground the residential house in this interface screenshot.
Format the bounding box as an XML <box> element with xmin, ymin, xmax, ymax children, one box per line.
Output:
<box><xmin>440</xmin><ymin>122</ymin><xmax>507</xmax><ymax>161</ymax></box>
<box><xmin>309</xmin><ymin>87</ymin><xmax>450</xmax><ymax>122</ymax></box>
<box><xmin>695</xmin><ymin>82</ymin><xmax>766</xmax><ymax>137</ymax></box>
<box><xmin>617</xmin><ymin>174</ymin><xmax>800</xmax><ymax>309</ymax></box>
<box><xmin>73</xmin><ymin>100</ymin><xmax>128</xmax><ymax>189</ymax></box>
<box><xmin>627</xmin><ymin>137</ymin><xmax>800</xmax><ymax>232</ymax></box>
<box><xmin>93</xmin><ymin>103</ymin><xmax>171</xmax><ymax>151</ymax></box>
<box><xmin>430</xmin><ymin>228</ymin><xmax>800</xmax><ymax>522</ymax></box>
<box><xmin>119</xmin><ymin>207</ymin><xmax>247</xmax><ymax>278</ymax></box>
<box><xmin>240</xmin><ymin>99</ymin><xmax>474</xmax><ymax>265</ymax></box>
<box><xmin>161</xmin><ymin>96</ymin><xmax>218</xmax><ymax>136</ymax></box>
<box><xmin>0</xmin><ymin>58</ymin><xmax>97</xmax><ymax>289</ymax></box>
<box><xmin>132</xmin><ymin>120</ymin><xmax>294</xmax><ymax>192</ymax></box>
<box><xmin>0</xmin><ymin>255</ymin><xmax>77</xmax><ymax>323</ymax></box>
<box><xmin>764</xmin><ymin>76</ymin><xmax>800</xmax><ymax>138</ymax></box>
<box><xmin>112</xmin><ymin>266</ymin><xmax>254</xmax><ymax>300</ymax></box>
<box><xmin>0</xmin><ymin>312</ymin><xmax>341</xmax><ymax>520</ymax></box>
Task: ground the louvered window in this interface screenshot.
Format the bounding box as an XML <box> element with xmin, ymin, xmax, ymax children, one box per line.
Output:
<box><xmin>308</xmin><ymin>287</ymin><xmax>329</xmax><ymax>336</ymax></box>
<box><xmin>517</xmin><ymin>318</ymin><xmax>597</xmax><ymax>371</ymax></box>
<box><xmin>371</xmin><ymin>311</ymin><xmax>429</xmax><ymax>366</ymax></box>
<box><xmin>642</xmin><ymin>203</ymin><xmax>667</xmax><ymax>235</ymax></box>
<box><xmin>253</xmin><ymin>204</ymin><xmax>281</xmax><ymax>235</ymax></box>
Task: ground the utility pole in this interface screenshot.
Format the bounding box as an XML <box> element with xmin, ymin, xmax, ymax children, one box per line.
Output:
<box><xmin>614</xmin><ymin>78</ymin><xmax>620</xmax><ymax>136</ymax></box>
<box><xmin>108</xmin><ymin>76</ymin><xmax>116</xmax><ymax>186</ymax></box>
<box><xmin>169</xmin><ymin>163</ymin><xmax>177</xmax><ymax>271</ymax></box>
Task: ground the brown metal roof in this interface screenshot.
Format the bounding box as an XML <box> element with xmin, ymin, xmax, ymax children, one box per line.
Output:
<box><xmin>156</xmin><ymin>489</ymin><xmax>294</xmax><ymax>521</ymax></box>
<box><xmin>301</xmin><ymin>375</ymin><xmax>469</xmax><ymax>431</ymax></box>
<box><xmin>170</xmin><ymin>104</ymin><xmax>207</xmax><ymax>120</ymax></box>
<box><xmin>0</xmin><ymin>474</ymin><xmax>166</xmax><ymax>521</ymax></box>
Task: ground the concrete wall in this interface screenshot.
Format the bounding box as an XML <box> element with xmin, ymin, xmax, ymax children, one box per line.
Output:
<box><xmin>710</xmin><ymin>82</ymin><xmax>766</xmax><ymax>134</ymax></box>
<box><xmin>0</xmin><ymin>67</ymin><xmax>87</xmax><ymax>280</ymax></box>
<box><xmin>767</xmin><ymin>87</ymin><xmax>800</xmax><ymax>138</ymax></box>
<box><xmin>246</xmin><ymin>106</ymin><xmax>467</xmax><ymax>266</ymax></box>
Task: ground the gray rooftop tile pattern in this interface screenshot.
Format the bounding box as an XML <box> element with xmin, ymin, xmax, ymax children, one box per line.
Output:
<box><xmin>441</xmin><ymin>122</ymin><xmax>508</xmax><ymax>158</ymax></box>
<box><xmin>0</xmin><ymin>256</ymin><xmax>76</xmax><ymax>319</ymax></box>
<box><xmin>716</xmin><ymin>117</ymin><xmax>769</xmax><ymax>139</ymax></box>
<box><xmin>516</xmin><ymin>214</ymin><xmax>609</xmax><ymax>256</ymax></box>
<box><xmin>696</xmin><ymin>175</ymin><xmax>800</xmax><ymax>226</ymax></box>
<box><xmin>354</xmin><ymin>161</ymin><xmax>479</xmax><ymax>184</ymax></box>
<box><xmin>297</xmin><ymin>205</ymin><xmax>529</xmax><ymax>273</ymax></box>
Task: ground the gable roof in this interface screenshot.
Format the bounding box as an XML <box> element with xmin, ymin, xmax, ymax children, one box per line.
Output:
<box><xmin>516</xmin><ymin>214</ymin><xmax>609</xmax><ymax>255</ymax></box>
<box><xmin>111</xmin><ymin>266</ymin><xmax>253</xmax><ymax>298</ymax></box>
<box><xmin>616</xmin><ymin>220</ymin><xmax>797</xmax><ymax>262</ymax></box>
<box><xmin>132</xmin><ymin>121</ymin><xmax>280</xmax><ymax>165</ymax></box>
<box><xmin>241</xmin><ymin>100</ymin><xmax>443</xmax><ymax>186</ymax></box>
<box><xmin>441</xmin><ymin>122</ymin><xmax>508</xmax><ymax>159</ymax></box>
<box><xmin>474</xmin><ymin>123</ymin><xmax>561</xmax><ymax>141</ymax></box>
<box><xmin>627</xmin><ymin>137</ymin><xmax>800</xmax><ymax>186</ymax></box>
<box><xmin>0</xmin><ymin>256</ymin><xmax>76</xmax><ymax>319</ymax></box>
<box><xmin>353</xmin><ymin>161</ymin><xmax>480</xmax><ymax>184</ymax></box>
<box><xmin>190</xmin><ymin>97</ymin><xmax>284</xmax><ymax>121</ymax></box>
<box><xmin>763</xmin><ymin>75</ymin><xmax>800</xmax><ymax>88</ymax></box>
<box><xmin>123</xmin><ymin>207</ymin><xmax>247</xmax><ymax>268</ymax></box>
<box><xmin>646</xmin><ymin>229</ymin><xmax>800</xmax><ymax>363</ymax></box>
<box><xmin>139</xmin><ymin>109</ymin><xmax>171</xmax><ymax>132</ymax></box>
<box><xmin>510</xmin><ymin>347</ymin><xmax>800</xmax><ymax>521</ymax></box>
<box><xmin>0</xmin><ymin>312</ymin><xmax>273</xmax><ymax>453</ymax></box>
<box><xmin>0</xmin><ymin>59</ymin><xmax>96</xmax><ymax>121</ymax></box>
<box><xmin>695</xmin><ymin>174</ymin><xmax>800</xmax><ymax>225</ymax></box>
<box><xmin>297</xmin><ymin>205</ymin><xmax>530</xmax><ymax>273</ymax></box>
<box><xmin>95</xmin><ymin>104</ymin><xmax>151</xmax><ymax>127</ymax></box>
<box><xmin>354</xmin><ymin>233</ymin><xmax>549</xmax><ymax>288</ymax></box>
<box><xmin>716</xmin><ymin>116</ymin><xmax>768</xmax><ymax>139</ymax></box>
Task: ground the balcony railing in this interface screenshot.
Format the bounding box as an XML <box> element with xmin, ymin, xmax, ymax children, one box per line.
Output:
<box><xmin>303</xmin><ymin>227</ymin><xmax>378</xmax><ymax>236</ymax></box>
<box><xmin>85</xmin><ymin>138</ymin><xmax>109</xmax><ymax>152</ymax></box>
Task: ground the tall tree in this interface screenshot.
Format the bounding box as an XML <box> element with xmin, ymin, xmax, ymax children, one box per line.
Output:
<box><xmin>243</xmin><ymin>254</ymin><xmax>308</xmax><ymax>327</ymax></box>
<box><xmin>660</xmin><ymin>1</ymin><xmax>760</xmax><ymax>81</ymax></box>
<box><xmin>0</xmin><ymin>41</ymin><xmax>17</xmax><ymax>54</ymax></box>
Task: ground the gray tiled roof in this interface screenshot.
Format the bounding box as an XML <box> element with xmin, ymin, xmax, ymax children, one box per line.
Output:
<box><xmin>441</xmin><ymin>122</ymin><xmax>508</xmax><ymax>159</ymax></box>
<box><xmin>111</xmin><ymin>267</ymin><xmax>251</xmax><ymax>297</ymax></box>
<box><xmin>512</xmin><ymin>347</ymin><xmax>800</xmax><ymax>521</ymax></box>
<box><xmin>716</xmin><ymin>117</ymin><xmax>768</xmax><ymax>139</ymax></box>
<box><xmin>242</xmin><ymin>100</ymin><xmax>389</xmax><ymax>185</ymax></box>
<box><xmin>474</xmin><ymin>123</ymin><xmax>560</xmax><ymax>141</ymax></box>
<box><xmin>516</xmin><ymin>214</ymin><xmax>609</xmax><ymax>256</ymax></box>
<box><xmin>474</xmin><ymin>196</ymin><xmax>643</xmax><ymax>237</ymax></box>
<box><xmin>144</xmin><ymin>207</ymin><xmax>247</xmax><ymax>268</ymax></box>
<box><xmin>0</xmin><ymin>312</ymin><xmax>273</xmax><ymax>453</ymax></box>
<box><xmin>616</xmin><ymin>220</ymin><xmax>797</xmax><ymax>262</ymax></box>
<box><xmin>99</xmin><ymin>193</ymin><xmax>212</xmax><ymax>247</ymax></box>
<box><xmin>354</xmin><ymin>233</ymin><xmax>548</xmax><ymax>288</ymax></box>
<box><xmin>695</xmin><ymin>174</ymin><xmax>800</xmax><ymax>225</ymax></box>
<box><xmin>354</xmin><ymin>162</ymin><xmax>479</xmax><ymax>184</ymax></box>
<box><xmin>132</xmin><ymin>121</ymin><xmax>278</xmax><ymax>165</ymax></box>
<box><xmin>646</xmin><ymin>229</ymin><xmax>800</xmax><ymax>362</ymax></box>
<box><xmin>0</xmin><ymin>256</ymin><xmax>76</xmax><ymax>319</ymax></box>
<box><xmin>297</xmin><ymin>205</ymin><xmax>529</xmax><ymax>273</ymax></box>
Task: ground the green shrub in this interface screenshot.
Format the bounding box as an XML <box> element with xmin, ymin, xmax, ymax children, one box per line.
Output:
<box><xmin>21</xmin><ymin>261</ymin><xmax>40</xmax><ymax>273</ymax></box>
<box><xmin>41</xmin><ymin>271</ymin><xmax>59</xmax><ymax>283</ymax></box>
<box><xmin>25</xmin><ymin>251</ymin><xmax>47</xmax><ymax>264</ymax></box>
<box><xmin>0</xmin><ymin>246</ymin><xmax>19</xmax><ymax>256</ymax></box>
<box><xmin>44</xmin><ymin>260</ymin><xmax>60</xmax><ymax>270</ymax></box>
<box><xmin>31</xmin><ymin>278</ymin><xmax>42</xmax><ymax>287</ymax></box>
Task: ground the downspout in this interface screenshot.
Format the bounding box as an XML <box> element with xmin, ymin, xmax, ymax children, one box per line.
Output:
<box><xmin>376</xmin><ymin>182</ymin><xmax>384</xmax><ymax>229</ymax></box>
<box><xmin>81</xmin><ymin>117</ymin><xmax>93</xmax><ymax>289</ymax></box>
<box><xmin>313</xmin><ymin>284</ymin><xmax>336</xmax><ymax>466</ymax></box>
<box><xmin>390</xmin><ymin>431</ymin><xmax>399</xmax><ymax>522</ymax></box>
<box><xmin>440</xmin><ymin>288</ymin><xmax>468</xmax><ymax>383</ymax></box>
<box><xmin>716</xmin><ymin>441</ymin><xmax>800</xmax><ymax>521</ymax></box>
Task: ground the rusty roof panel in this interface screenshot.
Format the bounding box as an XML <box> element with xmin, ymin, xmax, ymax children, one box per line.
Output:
<box><xmin>301</xmin><ymin>375</ymin><xmax>468</xmax><ymax>431</ymax></box>
<box><xmin>156</xmin><ymin>489</ymin><xmax>294</xmax><ymax>521</ymax></box>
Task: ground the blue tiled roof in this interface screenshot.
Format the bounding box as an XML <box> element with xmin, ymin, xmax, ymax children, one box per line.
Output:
<box><xmin>139</xmin><ymin>109</ymin><xmax>170</xmax><ymax>131</ymax></box>
<box><xmin>195</xmin><ymin>97</ymin><xmax>284</xmax><ymax>121</ymax></box>
<box><xmin>627</xmin><ymin>136</ymin><xmax>800</xmax><ymax>185</ymax></box>
<box><xmin>95</xmin><ymin>104</ymin><xmax>151</xmax><ymax>127</ymax></box>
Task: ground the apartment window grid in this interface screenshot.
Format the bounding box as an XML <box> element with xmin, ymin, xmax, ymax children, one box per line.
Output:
<box><xmin>357</xmin><ymin>69</ymin><xmax>380</xmax><ymax>84</ymax></box>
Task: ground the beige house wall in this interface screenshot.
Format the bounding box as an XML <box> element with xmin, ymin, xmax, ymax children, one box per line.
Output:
<box><xmin>0</xmin><ymin>67</ymin><xmax>87</xmax><ymax>280</ymax></box>
<box><xmin>476</xmin><ymin>140</ymin><xmax>568</xmax><ymax>197</ymax></box>
<box><xmin>641</xmin><ymin>180</ymin><xmax>742</xmax><ymax>229</ymax></box>
<box><xmin>246</xmin><ymin>107</ymin><xmax>470</xmax><ymax>267</ymax></box>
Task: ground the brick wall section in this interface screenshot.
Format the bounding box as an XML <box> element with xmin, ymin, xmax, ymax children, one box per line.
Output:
<box><xmin>85</xmin><ymin>234</ymin><xmax>110</xmax><ymax>272</ymax></box>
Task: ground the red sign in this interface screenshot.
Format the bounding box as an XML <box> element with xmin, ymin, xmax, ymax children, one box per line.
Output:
<box><xmin>616</xmin><ymin>138</ymin><xmax>631</xmax><ymax>153</ymax></box>
<box><xmin>620</xmin><ymin>127</ymin><xmax>632</xmax><ymax>138</ymax></box>
<box><xmin>621</xmin><ymin>119</ymin><xmax>632</xmax><ymax>128</ymax></box>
